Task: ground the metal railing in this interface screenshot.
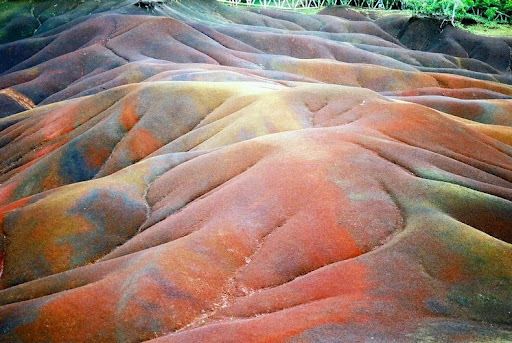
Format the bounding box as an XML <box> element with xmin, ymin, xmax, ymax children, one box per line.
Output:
<box><xmin>217</xmin><ymin>0</ymin><xmax>334</xmax><ymax>9</ymax></box>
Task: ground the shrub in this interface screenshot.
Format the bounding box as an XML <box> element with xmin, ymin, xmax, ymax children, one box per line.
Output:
<box><xmin>230</xmin><ymin>0</ymin><xmax>511</xmax><ymax>23</ymax></box>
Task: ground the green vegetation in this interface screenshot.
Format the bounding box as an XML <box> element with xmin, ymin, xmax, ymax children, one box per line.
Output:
<box><xmin>461</xmin><ymin>22</ymin><xmax>512</xmax><ymax>35</ymax></box>
<box><xmin>224</xmin><ymin>0</ymin><xmax>511</xmax><ymax>37</ymax></box>
<box><xmin>400</xmin><ymin>0</ymin><xmax>512</xmax><ymax>23</ymax></box>
<box><xmin>229</xmin><ymin>0</ymin><xmax>512</xmax><ymax>24</ymax></box>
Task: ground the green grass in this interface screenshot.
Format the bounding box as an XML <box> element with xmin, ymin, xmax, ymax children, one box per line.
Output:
<box><xmin>245</xmin><ymin>3</ymin><xmax>512</xmax><ymax>38</ymax></box>
<box><xmin>347</xmin><ymin>6</ymin><xmax>512</xmax><ymax>37</ymax></box>
<box><xmin>359</xmin><ymin>7</ymin><xmax>512</xmax><ymax>37</ymax></box>
<box><xmin>460</xmin><ymin>23</ymin><xmax>512</xmax><ymax>36</ymax></box>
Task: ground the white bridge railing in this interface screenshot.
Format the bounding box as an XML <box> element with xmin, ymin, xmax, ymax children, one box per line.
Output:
<box><xmin>217</xmin><ymin>0</ymin><xmax>334</xmax><ymax>8</ymax></box>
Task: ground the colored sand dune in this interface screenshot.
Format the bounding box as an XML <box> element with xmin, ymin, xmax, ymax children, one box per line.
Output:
<box><xmin>0</xmin><ymin>1</ymin><xmax>511</xmax><ymax>342</ymax></box>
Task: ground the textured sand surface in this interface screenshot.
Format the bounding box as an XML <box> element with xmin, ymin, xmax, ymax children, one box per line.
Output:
<box><xmin>0</xmin><ymin>1</ymin><xmax>511</xmax><ymax>342</ymax></box>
